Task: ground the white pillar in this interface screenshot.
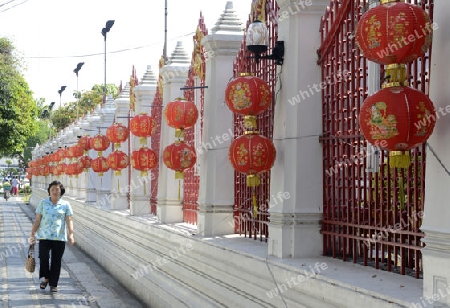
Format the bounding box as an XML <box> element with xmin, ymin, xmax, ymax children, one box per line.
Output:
<box><xmin>129</xmin><ymin>66</ymin><xmax>158</xmax><ymax>215</ymax></box>
<box><xmin>268</xmin><ymin>0</ymin><xmax>329</xmax><ymax>258</ymax></box>
<box><xmin>68</xmin><ymin>124</ymin><xmax>81</xmax><ymax>198</ymax></box>
<box><xmin>77</xmin><ymin>116</ymin><xmax>91</xmax><ymax>200</ymax></box>
<box><xmin>96</xmin><ymin>96</ymin><xmax>115</xmax><ymax>208</ymax></box>
<box><xmin>85</xmin><ymin>107</ymin><xmax>101</xmax><ymax>204</ymax></box>
<box><xmin>157</xmin><ymin>42</ymin><xmax>190</xmax><ymax>224</ymax></box>
<box><xmin>197</xmin><ymin>2</ymin><xmax>243</xmax><ymax>236</ymax></box>
<box><xmin>421</xmin><ymin>1</ymin><xmax>450</xmax><ymax>305</ymax></box>
<box><xmin>110</xmin><ymin>84</ymin><xmax>131</xmax><ymax>210</ymax></box>
<box><xmin>60</xmin><ymin>127</ymin><xmax>72</xmax><ymax>194</ymax></box>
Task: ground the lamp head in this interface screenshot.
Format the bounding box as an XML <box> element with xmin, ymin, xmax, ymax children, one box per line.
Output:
<box><xmin>102</xmin><ymin>20</ymin><xmax>115</xmax><ymax>37</ymax></box>
<box><xmin>58</xmin><ymin>86</ymin><xmax>67</xmax><ymax>95</ymax></box>
<box><xmin>106</xmin><ymin>20</ymin><xmax>115</xmax><ymax>30</ymax></box>
<box><xmin>246</xmin><ymin>20</ymin><xmax>284</xmax><ymax>65</ymax></box>
<box><xmin>74</xmin><ymin>62</ymin><xmax>84</xmax><ymax>74</ymax></box>
<box><xmin>246</xmin><ymin>20</ymin><xmax>269</xmax><ymax>55</ymax></box>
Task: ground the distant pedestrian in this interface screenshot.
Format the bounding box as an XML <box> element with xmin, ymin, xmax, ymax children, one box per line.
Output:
<box><xmin>11</xmin><ymin>177</ymin><xmax>19</xmax><ymax>196</ymax></box>
<box><xmin>3</xmin><ymin>179</ymin><xmax>11</xmax><ymax>200</ymax></box>
<box><xmin>30</xmin><ymin>181</ymin><xmax>74</xmax><ymax>293</ymax></box>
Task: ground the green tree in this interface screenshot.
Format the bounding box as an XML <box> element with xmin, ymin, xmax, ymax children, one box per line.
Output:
<box><xmin>51</xmin><ymin>83</ymin><xmax>118</xmax><ymax>131</ymax></box>
<box><xmin>23</xmin><ymin>120</ymin><xmax>52</xmax><ymax>165</ymax></box>
<box><xmin>0</xmin><ymin>37</ymin><xmax>38</xmax><ymax>156</ymax></box>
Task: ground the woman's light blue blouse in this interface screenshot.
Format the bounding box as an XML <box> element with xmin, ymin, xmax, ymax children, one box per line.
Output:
<box><xmin>36</xmin><ymin>197</ymin><xmax>73</xmax><ymax>241</ymax></box>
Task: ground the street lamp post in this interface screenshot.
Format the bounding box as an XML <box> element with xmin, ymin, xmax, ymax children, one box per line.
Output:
<box><xmin>101</xmin><ymin>20</ymin><xmax>114</xmax><ymax>104</ymax></box>
<box><xmin>58</xmin><ymin>86</ymin><xmax>67</xmax><ymax>109</ymax></box>
<box><xmin>73</xmin><ymin>62</ymin><xmax>84</xmax><ymax>119</ymax></box>
<box><xmin>58</xmin><ymin>86</ymin><xmax>67</xmax><ymax>128</ymax></box>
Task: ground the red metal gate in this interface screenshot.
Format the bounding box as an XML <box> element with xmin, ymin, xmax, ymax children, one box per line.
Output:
<box><xmin>150</xmin><ymin>58</ymin><xmax>165</xmax><ymax>215</ymax></box>
<box><xmin>232</xmin><ymin>0</ymin><xmax>279</xmax><ymax>241</ymax></box>
<box><xmin>182</xmin><ymin>14</ymin><xmax>208</xmax><ymax>225</ymax></box>
<box><xmin>319</xmin><ymin>0</ymin><xmax>433</xmax><ymax>278</ymax></box>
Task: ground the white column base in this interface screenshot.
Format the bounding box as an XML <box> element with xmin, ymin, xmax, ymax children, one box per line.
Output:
<box><xmin>66</xmin><ymin>176</ymin><xmax>76</xmax><ymax>197</ymax></box>
<box><xmin>157</xmin><ymin>200</ymin><xmax>183</xmax><ymax>224</ymax></box>
<box><xmin>421</xmin><ymin>229</ymin><xmax>450</xmax><ymax>307</ymax></box>
<box><xmin>111</xmin><ymin>195</ymin><xmax>128</xmax><ymax>210</ymax></box>
<box><xmin>197</xmin><ymin>205</ymin><xmax>234</xmax><ymax>237</ymax></box>
<box><xmin>85</xmin><ymin>188</ymin><xmax>97</xmax><ymax>204</ymax></box>
<box><xmin>97</xmin><ymin>189</ymin><xmax>111</xmax><ymax>208</ymax></box>
<box><xmin>77</xmin><ymin>173</ymin><xmax>87</xmax><ymax>200</ymax></box>
<box><xmin>130</xmin><ymin>195</ymin><xmax>151</xmax><ymax>215</ymax></box>
<box><xmin>268</xmin><ymin>212</ymin><xmax>322</xmax><ymax>258</ymax></box>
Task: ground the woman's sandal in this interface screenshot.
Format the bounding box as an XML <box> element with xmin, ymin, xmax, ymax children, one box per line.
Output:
<box><xmin>40</xmin><ymin>280</ymin><xmax>49</xmax><ymax>290</ymax></box>
<box><xmin>50</xmin><ymin>286</ymin><xmax>58</xmax><ymax>293</ymax></box>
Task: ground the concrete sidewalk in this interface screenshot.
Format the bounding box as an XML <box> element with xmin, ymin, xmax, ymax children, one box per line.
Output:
<box><xmin>0</xmin><ymin>196</ymin><xmax>145</xmax><ymax>308</ymax></box>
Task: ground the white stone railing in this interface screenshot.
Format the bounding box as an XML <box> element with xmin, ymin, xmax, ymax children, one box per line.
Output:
<box><xmin>30</xmin><ymin>188</ymin><xmax>419</xmax><ymax>308</ymax></box>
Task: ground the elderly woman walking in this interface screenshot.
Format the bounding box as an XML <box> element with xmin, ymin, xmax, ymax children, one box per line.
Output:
<box><xmin>30</xmin><ymin>180</ymin><xmax>74</xmax><ymax>292</ymax></box>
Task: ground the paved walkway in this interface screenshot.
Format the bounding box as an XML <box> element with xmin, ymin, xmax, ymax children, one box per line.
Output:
<box><xmin>0</xmin><ymin>195</ymin><xmax>145</xmax><ymax>308</ymax></box>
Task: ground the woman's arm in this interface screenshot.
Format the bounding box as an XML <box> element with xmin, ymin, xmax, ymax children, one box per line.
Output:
<box><xmin>66</xmin><ymin>215</ymin><xmax>75</xmax><ymax>246</ymax></box>
<box><xmin>30</xmin><ymin>213</ymin><xmax>42</xmax><ymax>244</ymax></box>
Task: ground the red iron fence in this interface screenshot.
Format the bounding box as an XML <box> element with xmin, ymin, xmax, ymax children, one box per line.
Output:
<box><xmin>182</xmin><ymin>13</ymin><xmax>208</xmax><ymax>225</ymax></box>
<box><xmin>319</xmin><ymin>0</ymin><xmax>434</xmax><ymax>278</ymax></box>
<box><xmin>231</xmin><ymin>0</ymin><xmax>279</xmax><ymax>241</ymax></box>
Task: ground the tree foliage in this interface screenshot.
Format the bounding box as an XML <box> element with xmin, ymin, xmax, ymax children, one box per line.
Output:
<box><xmin>51</xmin><ymin>83</ymin><xmax>118</xmax><ymax>131</ymax></box>
<box><xmin>0</xmin><ymin>37</ymin><xmax>38</xmax><ymax>156</ymax></box>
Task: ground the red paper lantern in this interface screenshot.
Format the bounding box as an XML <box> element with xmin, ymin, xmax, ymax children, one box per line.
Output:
<box><xmin>91</xmin><ymin>157</ymin><xmax>110</xmax><ymax>176</ymax></box>
<box><xmin>164</xmin><ymin>99</ymin><xmax>198</xmax><ymax>138</ymax></box>
<box><xmin>131</xmin><ymin>147</ymin><xmax>158</xmax><ymax>176</ymax></box>
<box><xmin>37</xmin><ymin>157</ymin><xmax>45</xmax><ymax>166</ymax></box>
<box><xmin>71</xmin><ymin>162</ymin><xmax>83</xmax><ymax>176</ymax></box>
<box><xmin>359</xmin><ymin>85</ymin><xmax>436</xmax><ymax>167</ymax></box>
<box><xmin>106</xmin><ymin>123</ymin><xmax>129</xmax><ymax>148</ymax></box>
<box><xmin>42</xmin><ymin>155</ymin><xmax>49</xmax><ymax>165</ymax></box>
<box><xmin>50</xmin><ymin>165</ymin><xmax>57</xmax><ymax>176</ymax></box>
<box><xmin>55</xmin><ymin>149</ymin><xmax>64</xmax><ymax>162</ymax></box>
<box><xmin>163</xmin><ymin>142</ymin><xmax>196</xmax><ymax>179</ymax></box>
<box><xmin>80</xmin><ymin>155</ymin><xmax>92</xmax><ymax>171</ymax></box>
<box><xmin>78</xmin><ymin>136</ymin><xmax>91</xmax><ymax>152</ymax></box>
<box><xmin>66</xmin><ymin>163</ymin><xmax>76</xmax><ymax>176</ymax></box>
<box><xmin>71</xmin><ymin>145</ymin><xmax>84</xmax><ymax>158</ymax></box>
<box><xmin>228</xmin><ymin>133</ymin><xmax>276</xmax><ymax>187</ymax></box>
<box><xmin>107</xmin><ymin>150</ymin><xmax>129</xmax><ymax>175</ymax></box>
<box><xmin>90</xmin><ymin>134</ymin><xmax>111</xmax><ymax>156</ymax></box>
<box><xmin>43</xmin><ymin>165</ymin><xmax>50</xmax><ymax>177</ymax></box>
<box><xmin>74</xmin><ymin>161</ymin><xmax>84</xmax><ymax>176</ymax></box>
<box><xmin>130</xmin><ymin>113</ymin><xmax>156</xmax><ymax>144</ymax></box>
<box><xmin>355</xmin><ymin>1</ymin><xmax>432</xmax><ymax>65</ymax></box>
<box><xmin>56</xmin><ymin>163</ymin><xmax>65</xmax><ymax>176</ymax></box>
<box><xmin>225</xmin><ymin>74</ymin><xmax>272</xmax><ymax>131</ymax></box>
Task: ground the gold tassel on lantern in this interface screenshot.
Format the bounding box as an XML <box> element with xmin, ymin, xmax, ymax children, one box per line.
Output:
<box><xmin>139</xmin><ymin>137</ymin><xmax>147</xmax><ymax>146</ymax></box>
<box><xmin>246</xmin><ymin>174</ymin><xmax>260</xmax><ymax>187</ymax></box>
<box><xmin>247</xmin><ymin>175</ymin><xmax>260</xmax><ymax>219</ymax></box>
<box><xmin>175</xmin><ymin>128</ymin><xmax>185</xmax><ymax>139</ymax></box>
<box><xmin>175</xmin><ymin>171</ymin><xmax>184</xmax><ymax>180</ymax></box>
<box><xmin>389</xmin><ymin>151</ymin><xmax>410</xmax><ymax>169</ymax></box>
<box><xmin>244</xmin><ymin>115</ymin><xmax>257</xmax><ymax>132</ymax></box>
<box><xmin>252</xmin><ymin>190</ymin><xmax>258</xmax><ymax>219</ymax></box>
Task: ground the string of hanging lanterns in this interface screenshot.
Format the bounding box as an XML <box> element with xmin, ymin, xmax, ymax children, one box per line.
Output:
<box><xmin>356</xmin><ymin>0</ymin><xmax>435</xmax><ymax>169</ymax></box>
<box><xmin>225</xmin><ymin>73</ymin><xmax>276</xmax><ymax>218</ymax></box>
<box><xmin>162</xmin><ymin>98</ymin><xmax>198</xmax><ymax>180</ymax></box>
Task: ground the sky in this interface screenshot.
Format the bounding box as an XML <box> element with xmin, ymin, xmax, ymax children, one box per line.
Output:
<box><xmin>0</xmin><ymin>0</ymin><xmax>252</xmax><ymax>108</ymax></box>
